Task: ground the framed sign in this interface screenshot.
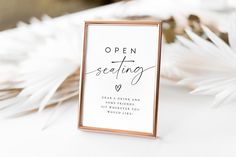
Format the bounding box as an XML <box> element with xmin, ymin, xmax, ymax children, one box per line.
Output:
<box><xmin>79</xmin><ymin>21</ymin><xmax>162</xmax><ymax>138</ymax></box>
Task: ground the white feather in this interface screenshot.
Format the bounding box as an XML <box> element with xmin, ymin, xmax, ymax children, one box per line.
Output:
<box><xmin>170</xmin><ymin>16</ymin><xmax>236</xmax><ymax>106</ymax></box>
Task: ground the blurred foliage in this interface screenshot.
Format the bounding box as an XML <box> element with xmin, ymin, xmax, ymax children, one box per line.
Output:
<box><xmin>0</xmin><ymin>0</ymin><xmax>121</xmax><ymax>31</ymax></box>
<box><xmin>124</xmin><ymin>14</ymin><xmax>228</xmax><ymax>44</ymax></box>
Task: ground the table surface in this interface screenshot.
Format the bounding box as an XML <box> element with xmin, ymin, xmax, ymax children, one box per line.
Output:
<box><xmin>0</xmin><ymin>79</ymin><xmax>236</xmax><ymax>157</ymax></box>
<box><xmin>1</xmin><ymin>1</ymin><xmax>236</xmax><ymax>156</ymax></box>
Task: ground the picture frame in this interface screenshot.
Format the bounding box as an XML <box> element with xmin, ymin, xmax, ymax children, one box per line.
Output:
<box><xmin>78</xmin><ymin>20</ymin><xmax>162</xmax><ymax>138</ymax></box>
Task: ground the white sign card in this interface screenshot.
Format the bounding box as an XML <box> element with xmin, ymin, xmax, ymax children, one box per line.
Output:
<box><xmin>79</xmin><ymin>21</ymin><xmax>162</xmax><ymax>138</ymax></box>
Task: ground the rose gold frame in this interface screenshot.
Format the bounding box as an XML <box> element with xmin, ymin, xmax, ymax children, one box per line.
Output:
<box><xmin>78</xmin><ymin>20</ymin><xmax>162</xmax><ymax>138</ymax></box>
